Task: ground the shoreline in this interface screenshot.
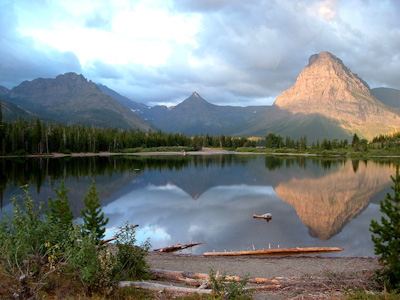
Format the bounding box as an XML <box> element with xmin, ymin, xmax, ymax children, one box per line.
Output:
<box><xmin>2</xmin><ymin>149</ymin><xmax>400</xmax><ymax>159</ymax></box>
<box><xmin>146</xmin><ymin>253</ymin><xmax>381</xmax><ymax>298</ymax></box>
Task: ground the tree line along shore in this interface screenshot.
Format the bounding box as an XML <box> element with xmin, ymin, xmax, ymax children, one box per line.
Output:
<box><xmin>2</xmin><ymin>117</ymin><xmax>400</xmax><ymax>157</ymax></box>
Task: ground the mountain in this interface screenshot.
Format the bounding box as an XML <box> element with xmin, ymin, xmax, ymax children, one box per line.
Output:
<box><xmin>273</xmin><ymin>51</ymin><xmax>400</xmax><ymax>140</ymax></box>
<box><xmin>239</xmin><ymin>51</ymin><xmax>400</xmax><ymax>141</ymax></box>
<box><xmin>151</xmin><ymin>92</ymin><xmax>269</xmax><ymax>135</ymax></box>
<box><xmin>0</xmin><ymin>73</ymin><xmax>152</xmax><ymax>130</ymax></box>
<box><xmin>371</xmin><ymin>87</ymin><xmax>400</xmax><ymax>108</ymax></box>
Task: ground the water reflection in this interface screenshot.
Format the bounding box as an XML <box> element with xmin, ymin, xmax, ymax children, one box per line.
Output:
<box><xmin>275</xmin><ymin>161</ymin><xmax>394</xmax><ymax>240</ymax></box>
<box><xmin>0</xmin><ymin>155</ymin><xmax>397</xmax><ymax>256</ymax></box>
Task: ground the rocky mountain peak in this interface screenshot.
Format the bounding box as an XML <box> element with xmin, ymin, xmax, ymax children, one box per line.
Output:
<box><xmin>10</xmin><ymin>72</ymin><xmax>100</xmax><ymax>105</ymax></box>
<box><xmin>272</xmin><ymin>51</ymin><xmax>400</xmax><ymax>139</ymax></box>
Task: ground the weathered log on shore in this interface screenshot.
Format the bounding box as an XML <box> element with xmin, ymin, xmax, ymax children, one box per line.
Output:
<box><xmin>153</xmin><ymin>242</ymin><xmax>203</xmax><ymax>253</ymax></box>
<box><xmin>119</xmin><ymin>281</ymin><xmax>213</xmax><ymax>294</ymax></box>
<box><xmin>204</xmin><ymin>247</ymin><xmax>344</xmax><ymax>256</ymax></box>
<box><xmin>149</xmin><ymin>268</ymin><xmax>280</xmax><ymax>286</ymax></box>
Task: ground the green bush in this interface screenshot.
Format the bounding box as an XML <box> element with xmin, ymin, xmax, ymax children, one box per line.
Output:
<box><xmin>209</xmin><ymin>268</ymin><xmax>253</xmax><ymax>299</ymax></box>
<box><xmin>0</xmin><ymin>183</ymin><xmax>151</xmax><ymax>298</ymax></box>
<box><xmin>114</xmin><ymin>222</ymin><xmax>151</xmax><ymax>281</ymax></box>
<box><xmin>370</xmin><ymin>166</ymin><xmax>400</xmax><ymax>291</ymax></box>
<box><xmin>0</xmin><ymin>186</ymin><xmax>59</xmax><ymax>298</ymax></box>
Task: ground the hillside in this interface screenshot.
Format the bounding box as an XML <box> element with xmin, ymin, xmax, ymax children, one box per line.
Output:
<box><xmin>1</xmin><ymin>98</ymin><xmax>41</xmax><ymax>121</ymax></box>
<box><xmin>371</xmin><ymin>87</ymin><xmax>400</xmax><ymax>108</ymax></box>
<box><xmin>0</xmin><ymin>73</ymin><xmax>153</xmax><ymax>131</ymax></box>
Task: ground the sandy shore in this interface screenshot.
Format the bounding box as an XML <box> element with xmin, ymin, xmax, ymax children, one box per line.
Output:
<box><xmin>146</xmin><ymin>253</ymin><xmax>381</xmax><ymax>299</ymax></box>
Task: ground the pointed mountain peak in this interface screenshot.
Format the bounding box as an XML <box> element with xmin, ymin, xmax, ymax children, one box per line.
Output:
<box><xmin>273</xmin><ymin>51</ymin><xmax>400</xmax><ymax>139</ymax></box>
<box><xmin>307</xmin><ymin>51</ymin><xmax>340</xmax><ymax>66</ymax></box>
<box><xmin>274</xmin><ymin>51</ymin><xmax>371</xmax><ymax>109</ymax></box>
<box><xmin>183</xmin><ymin>92</ymin><xmax>209</xmax><ymax>105</ymax></box>
<box><xmin>188</xmin><ymin>92</ymin><xmax>203</xmax><ymax>100</ymax></box>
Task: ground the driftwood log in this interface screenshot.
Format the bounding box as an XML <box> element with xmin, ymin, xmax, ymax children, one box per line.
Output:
<box><xmin>149</xmin><ymin>268</ymin><xmax>280</xmax><ymax>286</ymax></box>
<box><xmin>153</xmin><ymin>242</ymin><xmax>203</xmax><ymax>253</ymax></box>
<box><xmin>119</xmin><ymin>268</ymin><xmax>281</xmax><ymax>294</ymax></box>
<box><xmin>204</xmin><ymin>247</ymin><xmax>344</xmax><ymax>256</ymax></box>
<box><xmin>119</xmin><ymin>281</ymin><xmax>213</xmax><ymax>294</ymax></box>
<box><xmin>253</xmin><ymin>213</ymin><xmax>272</xmax><ymax>222</ymax></box>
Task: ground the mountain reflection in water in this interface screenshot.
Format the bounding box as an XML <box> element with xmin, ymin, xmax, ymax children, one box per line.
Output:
<box><xmin>0</xmin><ymin>155</ymin><xmax>396</xmax><ymax>256</ymax></box>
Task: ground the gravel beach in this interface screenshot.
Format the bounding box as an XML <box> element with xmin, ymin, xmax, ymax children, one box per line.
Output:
<box><xmin>146</xmin><ymin>253</ymin><xmax>380</xmax><ymax>299</ymax></box>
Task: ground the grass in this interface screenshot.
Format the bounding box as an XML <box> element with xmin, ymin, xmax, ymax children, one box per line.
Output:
<box><xmin>120</xmin><ymin>146</ymin><xmax>194</xmax><ymax>153</ymax></box>
<box><xmin>235</xmin><ymin>146</ymin><xmax>400</xmax><ymax>158</ymax></box>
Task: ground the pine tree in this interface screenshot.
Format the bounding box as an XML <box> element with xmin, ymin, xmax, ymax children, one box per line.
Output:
<box><xmin>81</xmin><ymin>181</ymin><xmax>109</xmax><ymax>242</ymax></box>
<box><xmin>47</xmin><ymin>181</ymin><xmax>73</xmax><ymax>228</ymax></box>
<box><xmin>370</xmin><ymin>166</ymin><xmax>400</xmax><ymax>290</ymax></box>
<box><xmin>47</xmin><ymin>181</ymin><xmax>74</xmax><ymax>244</ymax></box>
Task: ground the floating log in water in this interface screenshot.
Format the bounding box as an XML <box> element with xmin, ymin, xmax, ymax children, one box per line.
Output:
<box><xmin>253</xmin><ymin>213</ymin><xmax>272</xmax><ymax>222</ymax></box>
<box><xmin>204</xmin><ymin>247</ymin><xmax>344</xmax><ymax>256</ymax></box>
<box><xmin>153</xmin><ymin>242</ymin><xmax>203</xmax><ymax>253</ymax></box>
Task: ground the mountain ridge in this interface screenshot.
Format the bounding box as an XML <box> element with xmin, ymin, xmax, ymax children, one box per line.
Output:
<box><xmin>2</xmin><ymin>52</ymin><xmax>400</xmax><ymax>141</ymax></box>
<box><xmin>0</xmin><ymin>73</ymin><xmax>153</xmax><ymax>131</ymax></box>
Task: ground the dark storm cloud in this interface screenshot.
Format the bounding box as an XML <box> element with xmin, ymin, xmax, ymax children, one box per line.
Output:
<box><xmin>0</xmin><ymin>1</ymin><xmax>81</xmax><ymax>89</ymax></box>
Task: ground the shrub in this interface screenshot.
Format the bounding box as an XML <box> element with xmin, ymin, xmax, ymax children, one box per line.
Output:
<box><xmin>64</xmin><ymin>224</ymin><xmax>117</xmax><ymax>296</ymax></box>
<box><xmin>0</xmin><ymin>185</ymin><xmax>60</xmax><ymax>298</ymax></box>
<box><xmin>209</xmin><ymin>268</ymin><xmax>253</xmax><ymax>299</ymax></box>
<box><xmin>0</xmin><ymin>183</ymin><xmax>151</xmax><ymax>298</ymax></box>
<box><xmin>370</xmin><ymin>166</ymin><xmax>400</xmax><ymax>291</ymax></box>
<box><xmin>114</xmin><ymin>222</ymin><xmax>151</xmax><ymax>281</ymax></box>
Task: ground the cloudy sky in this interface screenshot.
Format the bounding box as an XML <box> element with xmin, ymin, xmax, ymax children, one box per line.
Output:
<box><xmin>1</xmin><ymin>0</ymin><xmax>399</xmax><ymax>107</ymax></box>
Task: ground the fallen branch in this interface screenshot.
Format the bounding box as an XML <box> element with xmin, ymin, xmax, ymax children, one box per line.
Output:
<box><xmin>153</xmin><ymin>242</ymin><xmax>203</xmax><ymax>253</ymax></box>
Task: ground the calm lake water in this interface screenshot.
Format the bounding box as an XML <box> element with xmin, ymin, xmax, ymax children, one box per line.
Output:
<box><xmin>0</xmin><ymin>154</ymin><xmax>397</xmax><ymax>257</ymax></box>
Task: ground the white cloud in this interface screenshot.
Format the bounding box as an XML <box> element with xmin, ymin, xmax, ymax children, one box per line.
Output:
<box><xmin>1</xmin><ymin>0</ymin><xmax>400</xmax><ymax>106</ymax></box>
<box><xmin>318</xmin><ymin>0</ymin><xmax>337</xmax><ymax>21</ymax></box>
<box><xmin>16</xmin><ymin>0</ymin><xmax>201</xmax><ymax>67</ymax></box>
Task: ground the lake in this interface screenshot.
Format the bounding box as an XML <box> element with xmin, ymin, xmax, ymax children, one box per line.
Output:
<box><xmin>0</xmin><ymin>154</ymin><xmax>397</xmax><ymax>257</ymax></box>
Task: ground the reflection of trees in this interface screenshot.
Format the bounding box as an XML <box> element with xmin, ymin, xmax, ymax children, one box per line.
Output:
<box><xmin>275</xmin><ymin>161</ymin><xmax>394</xmax><ymax>240</ymax></box>
<box><xmin>0</xmin><ymin>154</ymin><xmax>247</xmax><ymax>208</ymax></box>
<box><xmin>265</xmin><ymin>156</ymin><xmax>346</xmax><ymax>171</ymax></box>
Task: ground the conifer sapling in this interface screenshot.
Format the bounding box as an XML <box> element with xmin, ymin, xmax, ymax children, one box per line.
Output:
<box><xmin>81</xmin><ymin>181</ymin><xmax>109</xmax><ymax>242</ymax></box>
<box><xmin>370</xmin><ymin>165</ymin><xmax>400</xmax><ymax>290</ymax></box>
